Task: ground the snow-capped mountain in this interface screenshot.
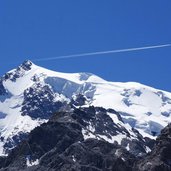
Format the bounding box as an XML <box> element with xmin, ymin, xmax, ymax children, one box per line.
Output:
<box><xmin>0</xmin><ymin>60</ymin><xmax>171</xmax><ymax>156</ymax></box>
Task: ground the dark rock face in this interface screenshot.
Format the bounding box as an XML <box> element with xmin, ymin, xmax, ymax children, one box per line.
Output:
<box><xmin>0</xmin><ymin>79</ymin><xmax>7</xmax><ymax>96</ymax></box>
<box><xmin>0</xmin><ymin>121</ymin><xmax>84</xmax><ymax>170</ymax></box>
<box><xmin>71</xmin><ymin>94</ymin><xmax>87</xmax><ymax>106</ymax></box>
<box><xmin>0</xmin><ymin>108</ymin><xmax>136</xmax><ymax>171</ymax></box>
<box><xmin>134</xmin><ymin>124</ymin><xmax>171</xmax><ymax>171</ymax></box>
<box><xmin>0</xmin><ymin>106</ymin><xmax>154</xmax><ymax>171</ymax></box>
<box><xmin>3</xmin><ymin>132</ymin><xmax>29</xmax><ymax>154</ymax></box>
<box><xmin>21</xmin><ymin>83</ymin><xmax>66</xmax><ymax>119</ymax></box>
<box><xmin>20</xmin><ymin>60</ymin><xmax>33</xmax><ymax>71</ymax></box>
<box><xmin>0</xmin><ymin>79</ymin><xmax>10</xmax><ymax>103</ymax></box>
<box><xmin>143</xmin><ymin>137</ymin><xmax>156</xmax><ymax>150</ymax></box>
<box><xmin>72</xmin><ymin>106</ymin><xmax>124</xmax><ymax>136</ymax></box>
<box><xmin>70</xmin><ymin>107</ymin><xmax>149</xmax><ymax>156</ymax></box>
<box><xmin>34</xmin><ymin>139</ymin><xmax>135</xmax><ymax>171</ymax></box>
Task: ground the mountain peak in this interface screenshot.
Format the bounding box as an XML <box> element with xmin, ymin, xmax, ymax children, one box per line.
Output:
<box><xmin>2</xmin><ymin>60</ymin><xmax>35</xmax><ymax>82</ymax></box>
<box><xmin>20</xmin><ymin>60</ymin><xmax>34</xmax><ymax>71</ymax></box>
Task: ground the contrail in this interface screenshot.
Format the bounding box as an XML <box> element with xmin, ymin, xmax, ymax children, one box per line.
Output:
<box><xmin>33</xmin><ymin>44</ymin><xmax>171</xmax><ymax>62</ymax></box>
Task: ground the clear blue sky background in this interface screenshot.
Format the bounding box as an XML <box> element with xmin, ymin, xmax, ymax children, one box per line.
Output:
<box><xmin>0</xmin><ymin>1</ymin><xmax>171</xmax><ymax>91</ymax></box>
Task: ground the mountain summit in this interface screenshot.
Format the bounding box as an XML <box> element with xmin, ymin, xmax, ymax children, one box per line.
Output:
<box><xmin>0</xmin><ymin>60</ymin><xmax>171</xmax><ymax>156</ymax></box>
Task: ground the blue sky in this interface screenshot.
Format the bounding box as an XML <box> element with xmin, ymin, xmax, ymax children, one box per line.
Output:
<box><xmin>0</xmin><ymin>1</ymin><xmax>171</xmax><ymax>91</ymax></box>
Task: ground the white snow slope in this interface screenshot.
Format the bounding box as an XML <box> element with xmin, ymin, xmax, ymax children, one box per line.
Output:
<box><xmin>0</xmin><ymin>60</ymin><xmax>171</xmax><ymax>155</ymax></box>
